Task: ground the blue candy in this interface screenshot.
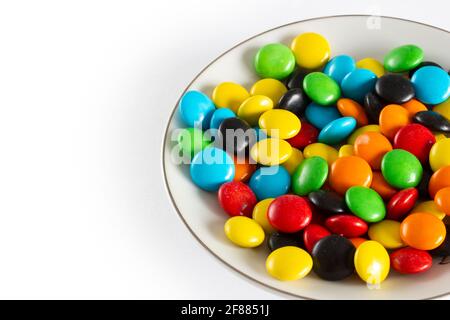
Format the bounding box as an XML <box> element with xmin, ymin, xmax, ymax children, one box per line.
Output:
<box><xmin>249</xmin><ymin>166</ymin><xmax>291</xmax><ymax>200</ymax></box>
<box><xmin>209</xmin><ymin>108</ymin><xmax>235</xmax><ymax>130</ymax></box>
<box><xmin>323</xmin><ymin>55</ymin><xmax>356</xmax><ymax>85</ymax></box>
<box><xmin>179</xmin><ymin>90</ymin><xmax>215</xmax><ymax>129</ymax></box>
<box><xmin>341</xmin><ymin>69</ymin><xmax>377</xmax><ymax>103</ymax></box>
<box><xmin>305</xmin><ymin>102</ymin><xmax>341</xmax><ymax>129</ymax></box>
<box><xmin>318</xmin><ymin>117</ymin><xmax>357</xmax><ymax>145</ymax></box>
<box><xmin>254</xmin><ymin>127</ymin><xmax>268</xmax><ymax>141</ymax></box>
<box><xmin>411</xmin><ymin>66</ymin><xmax>450</xmax><ymax>105</ymax></box>
<box><xmin>190</xmin><ymin>147</ymin><xmax>234</xmax><ymax>191</ymax></box>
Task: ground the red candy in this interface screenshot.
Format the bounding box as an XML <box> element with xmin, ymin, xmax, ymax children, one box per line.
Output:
<box><xmin>218</xmin><ymin>181</ymin><xmax>257</xmax><ymax>217</ymax></box>
<box><xmin>286</xmin><ymin>122</ymin><xmax>318</xmax><ymax>149</ymax></box>
<box><xmin>267</xmin><ymin>195</ymin><xmax>312</xmax><ymax>233</ymax></box>
<box><xmin>390</xmin><ymin>247</ymin><xmax>433</xmax><ymax>274</ymax></box>
<box><xmin>325</xmin><ymin>215</ymin><xmax>368</xmax><ymax>238</ymax></box>
<box><xmin>303</xmin><ymin>224</ymin><xmax>331</xmax><ymax>253</ymax></box>
<box><xmin>386</xmin><ymin>188</ymin><xmax>419</xmax><ymax>221</ymax></box>
<box><xmin>393</xmin><ymin>124</ymin><xmax>436</xmax><ymax>164</ymax></box>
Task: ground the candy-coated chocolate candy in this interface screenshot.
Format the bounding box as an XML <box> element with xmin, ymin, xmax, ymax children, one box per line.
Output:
<box><xmin>177</xmin><ymin>127</ymin><xmax>211</xmax><ymax>159</ymax></box>
<box><xmin>345</xmin><ymin>186</ymin><xmax>386</xmax><ymax>222</ymax></box>
<box><xmin>224</xmin><ymin>216</ymin><xmax>265</xmax><ymax>248</ymax></box>
<box><xmin>268</xmin><ymin>232</ymin><xmax>303</xmax><ymax>251</ymax></box>
<box><xmin>252</xmin><ymin>198</ymin><xmax>276</xmax><ymax>233</ymax></box>
<box><xmin>303</xmin><ymin>224</ymin><xmax>331</xmax><ymax>253</ymax></box>
<box><xmin>254</xmin><ymin>43</ymin><xmax>296</xmax><ymax>80</ymax></box>
<box><xmin>209</xmin><ymin>108</ymin><xmax>236</xmax><ymax>130</ymax></box>
<box><xmin>429</xmin><ymin>166</ymin><xmax>450</xmax><ymax>198</ymax></box>
<box><xmin>249</xmin><ymin>166</ymin><xmax>290</xmax><ymax>200</ymax></box>
<box><xmin>233</xmin><ymin>157</ymin><xmax>256</xmax><ymax>183</ymax></box>
<box><xmin>390</xmin><ymin>248</ymin><xmax>432</xmax><ymax>274</ymax></box>
<box><xmin>402</xmin><ymin>99</ymin><xmax>428</xmax><ymax>120</ymax></box>
<box><xmin>347</xmin><ymin>124</ymin><xmax>381</xmax><ymax>145</ymax></box>
<box><xmin>416</xmin><ymin>165</ymin><xmax>433</xmax><ymax>199</ymax></box>
<box><xmin>381</xmin><ymin>149</ymin><xmax>423</xmax><ymax>189</ymax></box>
<box><xmin>285</xmin><ymin>69</ymin><xmax>309</xmax><ymax>89</ymax></box>
<box><xmin>412</xmin><ymin>201</ymin><xmax>446</xmax><ymax>220</ymax></box>
<box><xmin>400</xmin><ymin>213</ymin><xmax>446</xmax><ymax>250</ymax></box>
<box><xmin>282</xmin><ymin>147</ymin><xmax>304</xmax><ymax>174</ymax></box>
<box><xmin>212</xmin><ymin>82</ymin><xmax>249</xmax><ymax>113</ymax></box>
<box><xmin>303</xmin><ymin>143</ymin><xmax>339</xmax><ymax>166</ymax></box>
<box><xmin>250</xmin><ymin>138</ymin><xmax>292</xmax><ymax>166</ymax></box>
<box><xmin>218</xmin><ymin>181</ymin><xmax>257</xmax><ymax>217</ymax></box>
<box><xmin>337</xmin><ymin>98</ymin><xmax>369</xmax><ymax>127</ymax></box>
<box><xmin>370</xmin><ymin>171</ymin><xmax>398</xmax><ymax>200</ymax></box>
<box><xmin>435</xmin><ymin>187</ymin><xmax>450</xmax><ymax>216</ymax></box>
<box><xmin>290</xmin><ymin>32</ymin><xmax>330</xmax><ymax>69</ymax></box>
<box><xmin>190</xmin><ymin>147</ymin><xmax>235</xmax><ymax>191</ymax></box>
<box><xmin>323</xmin><ymin>55</ymin><xmax>356</xmax><ymax>84</ymax></box>
<box><xmin>375</xmin><ymin>74</ymin><xmax>415</xmax><ymax>104</ymax></box>
<box><xmin>325</xmin><ymin>215</ymin><xmax>368</xmax><ymax>238</ymax></box>
<box><xmin>259</xmin><ymin>109</ymin><xmax>301</xmax><ymax>139</ymax></box>
<box><xmin>393</xmin><ymin>124</ymin><xmax>436</xmax><ymax>164</ymax></box>
<box><xmin>237</xmin><ymin>95</ymin><xmax>273</xmax><ymax>126</ymax></box>
<box><xmin>292</xmin><ymin>156</ymin><xmax>328</xmax><ymax>196</ymax></box>
<box><xmin>318</xmin><ymin>117</ymin><xmax>357</xmax><ymax>145</ymax></box>
<box><xmin>303</xmin><ymin>72</ymin><xmax>341</xmax><ymax>106</ymax></box>
<box><xmin>368</xmin><ymin>220</ymin><xmax>405</xmax><ymax>249</ymax></box>
<box><xmin>387</xmin><ymin>188</ymin><xmax>419</xmax><ymax>220</ymax></box>
<box><xmin>356</xmin><ymin>58</ymin><xmax>385</xmax><ymax>77</ymax></box>
<box><xmin>312</xmin><ymin>235</ymin><xmax>355</xmax><ymax>281</ymax></box>
<box><xmin>354</xmin><ymin>131</ymin><xmax>392</xmax><ymax>170</ymax></box>
<box><xmin>266</xmin><ymin>246</ymin><xmax>312</xmax><ymax>281</ymax></box>
<box><xmin>363</xmin><ymin>92</ymin><xmax>385</xmax><ymax>123</ymax></box>
<box><xmin>411</xmin><ymin>66</ymin><xmax>450</xmax><ymax>105</ymax></box>
<box><xmin>308</xmin><ymin>190</ymin><xmax>348</xmax><ymax>215</ymax></box>
<box><xmin>286</xmin><ymin>122</ymin><xmax>318</xmax><ymax>149</ymax></box>
<box><xmin>409</xmin><ymin>61</ymin><xmax>443</xmax><ymax>78</ymax></box>
<box><xmin>384</xmin><ymin>44</ymin><xmax>424</xmax><ymax>72</ymax></box>
<box><xmin>430</xmin><ymin>225</ymin><xmax>450</xmax><ymax>257</ymax></box>
<box><xmin>254</xmin><ymin>127</ymin><xmax>268</xmax><ymax>141</ymax></box>
<box><xmin>329</xmin><ymin>156</ymin><xmax>373</xmax><ymax>195</ymax></box>
<box><xmin>339</xmin><ymin>144</ymin><xmax>354</xmax><ymax>157</ymax></box>
<box><xmin>277</xmin><ymin>88</ymin><xmax>310</xmax><ymax>117</ymax></box>
<box><xmin>379</xmin><ymin>104</ymin><xmax>411</xmax><ymax>140</ymax></box>
<box><xmin>354</xmin><ymin>240</ymin><xmax>390</xmax><ymax>285</ymax></box>
<box><xmin>250</xmin><ymin>78</ymin><xmax>287</xmax><ymax>105</ymax></box>
<box><xmin>305</xmin><ymin>103</ymin><xmax>341</xmax><ymax>130</ymax></box>
<box><xmin>349</xmin><ymin>237</ymin><xmax>367</xmax><ymax>248</ymax></box>
<box><xmin>413</xmin><ymin>110</ymin><xmax>450</xmax><ymax>133</ymax></box>
<box><xmin>429</xmin><ymin>138</ymin><xmax>450</xmax><ymax>171</ymax></box>
<box><xmin>433</xmin><ymin>98</ymin><xmax>450</xmax><ymax>121</ymax></box>
<box><xmin>341</xmin><ymin>69</ymin><xmax>377</xmax><ymax>103</ymax></box>
<box><xmin>267</xmin><ymin>195</ymin><xmax>312</xmax><ymax>233</ymax></box>
<box><xmin>179</xmin><ymin>90</ymin><xmax>215</xmax><ymax>128</ymax></box>
<box><xmin>217</xmin><ymin>117</ymin><xmax>256</xmax><ymax>156</ymax></box>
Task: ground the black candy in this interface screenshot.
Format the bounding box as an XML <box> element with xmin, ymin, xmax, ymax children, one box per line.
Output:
<box><xmin>430</xmin><ymin>225</ymin><xmax>450</xmax><ymax>257</ymax></box>
<box><xmin>312</xmin><ymin>235</ymin><xmax>356</xmax><ymax>281</ymax></box>
<box><xmin>268</xmin><ymin>231</ymin><xmax>303</xmax><ymax>252</ymax></box>
<box><xmin>409</xmin><ymin>61</ymin><xmax>443</xmax><ymax>78</ymax></box>
<box><xmin>417</xmin><ymin>165</ymin><xmax>433</xmax><ymax>199</ymax></box>
<box><xmin>285</xmin><ymin>69</ymin><xmax>309</xmax><ymax>89</ymax></box>
<box><xmin>277</xmin><ymin>88</ymin><xmax>310</xmax><ymax>117</ymax></box>
<box><xmin>363</xmin><ymin>92</ymin><xmax>385</xmax><ymax>123</ymax></box>
<box><xmin>308</xmin><ymin>190</ymin><xmax>348</xmax><ymax>215</ymax></box>
<box><xmin>375</xmin><ymin>74</ymin><xmax>415</xmax><ymax>104</ymax></box>
<box><xmin>217</xmin><ymin>117</ymin><xmax>256</xmax><ymax>156</ymax></box>
<box><xmin>413</xmin><ymin>111</ymin><xmax>450</xmax><ymax>133</ymax></box>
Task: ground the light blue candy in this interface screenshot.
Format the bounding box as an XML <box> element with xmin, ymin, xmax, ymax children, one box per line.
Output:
<box><xmin>411</xmin><ymin>66</ymin><xmax>450</xmax><ymax>105</ymax></box>
<box><xmin>179</xmin><ymin>90</ymin><xmax>215</xmax><ymax>129</ymax></box>
<box><xmin>254</xmin><ymin>127</ymin><xmax>268</xmax><ymax>141</ymax></box>
<box><xmin>305</xmin><ymin>102</ymin><xmax>341</xmax><ymax>129</ymax></box>
<box><xmin>249</xmin><ymin>166</ymin><xmax>291</xmax><ymax>200</ymax></box>
<box><xmin>209</xmin><ymin>108</ymin><xmax>235</xmax><ymax>130</ymax></box>
<box><xmin>341</xmin><ymin>69</ymin><xmax>377</xmax><ymax>103</ymax></box>
<box><xmin>323</xmin><ymin>55</ymin><xmax>356</xmax><ymax>85</ymax></box>
<box><xmin>318</xmin><ymin>117</ymin><xmax>357</xmax><ymax>145</ymax></box>
<box><xmin>190</xmin><ymin>147</ymin><xmax>234</xmax><ymax>191</ymax></box>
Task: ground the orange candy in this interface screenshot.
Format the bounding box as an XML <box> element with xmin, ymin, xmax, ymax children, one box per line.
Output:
<box><xmin>354</xmin><ymin>131</ymin><xmax>393</xmax><ymax>170</ymax></box>
<box><xmin>329</xmin><ymin>156</ymin><xmax>373</xmax><ymax>194</ymax></box>
<box><xmin>379</xmin><ymin>104</ymin><xmax>410</xmax><ymax>140</ymax></box>
<box><xmin>349</xmin><ymin>237</ymin><xmax>367</xmax><ymax>248</ymax></box>
<box><xmin>337</xmin><ymin>98</ymin><xmax>369</xmax><ymax>127</ymax></box>
<box><xmin>429</xmin><ymin>166</ymin><xmax>450</xmax><ymax>198</ymax></box>
<box><xmin>400</xmin><ymin>213</ymin><xmax>446</xmax><ymax>250</ymax></box>
<box><xmin>402</xmin><ymin>99</ymin><xmax>428</xmax><ymax>120</ymax></box>
<box><xmin>435</xmin><ymin>187</ymin><xmax>450</xmax><ymax>216</ymax></box>
<box><xmin>370</xmin><ymin>171</ymin><xmax>397</xmax><ymax>200</ymax></box>
<box><xmin>233</xmin><ymin>157</ymin><xmax>256</xmax><ymax>182</ymax></box>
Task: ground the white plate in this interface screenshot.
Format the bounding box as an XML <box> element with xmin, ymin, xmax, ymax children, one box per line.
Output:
<box><xmin>162</xmin><ymin>15</ymin><xmax>450</xmax><ymax>300</ymax></box>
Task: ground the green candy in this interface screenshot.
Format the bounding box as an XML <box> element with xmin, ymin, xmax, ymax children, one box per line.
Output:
<box><xmin>345</xmin><ymin>186</ymin><xmax>386</xmax><ymax>222</ymax></box>
<box><xmin>254</xmin><ymin>43</ymin><xmax>296</xmax><ymax>80</ymax></box>
<box><xmin>303</xmin><ymin>72</ymin><xmax>341</xmax><ymax>106</ymax></box>
<box><xmin>177</xmin><ymin>127</ymin><xmax>210</xmax><ymax>159</ymax></box>
<box><xmin>381</xmin><ymin>149</ymin><xmax>423</xmax><ymax>189</ymax></box>
<box><xmin>384</xmin><ymin>44</ymin><xmax>424</xmax><ymax>73</ymax></box>
<box><xmin>292</xmin><ymin>156</ymin><xmax>328</xmax><ymax>196</ymax></box>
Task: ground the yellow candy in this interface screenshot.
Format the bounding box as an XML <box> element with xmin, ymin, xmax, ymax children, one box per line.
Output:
<box><xmin>282</xmin><ymin>148</ymin><xmax>304</xmax><ymax>174</ymax></box>
<box><xmin>433</xmin><ymin>98</ymin><xmax>450</xmax><ymax>121</ymax></box>
<box><xmin>303</xmin><ymin>143</ymin><xmax>338</xmax><ymax>166</ymax></box>
<box><xmin>429</xmin><ymin>138</ymin><xmax>450</xmax><ymax>172</ymax></box>
<box><xmin>347</xmin><ymin>125</ymin><xmax>381</xmax><ymax>145</ymax></box>
<box><xmin>338</xmin><ymin>144</ymin><xmax>355</xmax><ymax>158</ymax></box>
<box><xmin>252</xmin><ymin>198</ymin><xmax>275</xmax><ymax>233</ymax></box>
<box><xmin>290</xmin><ymin>32</ymin><xmax>330</xmax><ymax>69</ymax></box>
<box><xmin>250</xmin><ymin>138</ymin><xmax>292</xmax><ymax>166</ymax></box>
<box><xmin>259</xmin><ymin>109</ymin><xmax>301</xmax><ymax>139</ymax></box>
<box><xmin>354</xmin><ymin>240</ymin><xmax>390</xmax><ymax>285</ymax></box>
<box><xmin>212</xmin><ymin>82</ymin><xmax>250</xmax><ymax>113</ymax></box>
<box><xmin>434</xmin><ymin>132</ymin><xmax>447</xmax><ymax>141</ymax></box>
<box><xmin>224</xmin><ymin>216</ymin><xmax>265</xmax><ymax>248</ymax></box>
<box><xmin>356</xmin><ymin>58</ymin><xmax>385</xmax><ymax>77</ymax></box>
<box><xmin>250</xmin><ymin>78</ymin><xmax>287</xmax><ymax>105</ymax></box>
<box><xmin>412</xmin><ymin>201</ymin><xmax>446</xmax><ymax>220</ymax></box>
<box><xmin>368</xmin><ymin>220</ymin><xmax>405</xmax><ymax>249</ymax></box>
<box><xmin>237</xmin><ymin>95</ymin><xmax>273</xmax><ymax>126</ymax></box>
<box><xmin>266</xmin><ymin>246</ymin><xmax>313</xmax><ymax>281</ymax></box>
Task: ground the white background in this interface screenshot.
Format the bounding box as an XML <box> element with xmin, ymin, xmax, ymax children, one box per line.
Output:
<box><xmin>0</xmin><ymin>0</ymin><xmax>448</xmax><ymax>299</ymax></box>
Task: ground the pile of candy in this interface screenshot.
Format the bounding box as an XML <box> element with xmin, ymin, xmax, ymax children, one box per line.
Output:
<box><xmin>175</xmin><ymin>32</ymin><xmax>450</xmax><ymax>285</ymax></box>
